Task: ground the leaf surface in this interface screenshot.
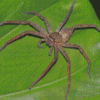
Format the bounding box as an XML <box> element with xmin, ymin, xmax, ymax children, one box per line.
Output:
<box><xmin>0</xmin><ymin>0</ymin><xmax>100</xmax><ymax>100</ymax></box>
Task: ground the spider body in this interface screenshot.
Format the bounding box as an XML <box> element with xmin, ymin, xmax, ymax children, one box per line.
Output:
<box><xmin>60</xmin><ymin>28</ymin><xmax>73</xmax><ymax>42</ymax></box>
<box><xmin>0</xmin><ymin>1</ymin><xmax>100</xmax><ymax>100</ymax></box>
<box><xmin>46</xmin><ymin>32</ymin><xmax>63</xmax><ymax>46</ymax></box>
<box><xmin>49</xmin><ymin>32</ymin><xmax>62</xmax><ymax>42</ymax></box>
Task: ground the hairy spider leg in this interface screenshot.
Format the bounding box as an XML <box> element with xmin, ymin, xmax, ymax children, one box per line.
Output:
<box><xmin>29</xmin><ymin>45</ymin><xmax>58</xmax><ymax>90</ymax></box>
<box><xmin>38</xmin><ymin>39</ymin><xmax>46</xmax><ymax>49</ymax></box>
<box><xmin>62</xmin><ymin>43</ymin><xmax>91</xmax><ymax>78</ymax></box>
<box><xmin>0</xmin><ymin>31</ymin><xmax>46</xmax><ymax>52</ymax></box>
<box><xmin>23</xmin><ymin>11</ymin><xmax>52</xmax><ymax>34</ymax></box>
<box><xmin>56</xmin><ymin>1</ymin><xmax>75</xmax><ymax>33</ymax></box>
<box><xmin>72</xmin><ymin>24</ymin><xmax>100</xmax><ymax>32</ymax></box>
<box><xmin>23</xmin><ymin>11</ymin><xmax>53</xmax><ymax>49</ymax></box>
<box><xmin>58</xmin><ymin>46</ymin><xmax>71</xmax><ymax>100</ymax></box>
<box><xmin>48</xmin><ymin>46</ymin><xmax>53</xmax><ymax>56</ymax></box>
<box><xmin>0</xmin><ymin>21</ymin><xmax>47</xmax><ymax>34</ymax></box>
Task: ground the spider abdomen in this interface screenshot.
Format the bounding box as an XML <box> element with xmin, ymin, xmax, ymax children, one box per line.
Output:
<box><xmin>59</xmin><ymin>28</ymin><xmax>73</xmax><ymax>42</ymax></box>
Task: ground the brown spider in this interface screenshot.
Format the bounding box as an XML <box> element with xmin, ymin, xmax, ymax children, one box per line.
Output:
<box><xmin>0</xmin><ymin>1</ymin><xmax>100</xmax><ymax>100</ymax></box>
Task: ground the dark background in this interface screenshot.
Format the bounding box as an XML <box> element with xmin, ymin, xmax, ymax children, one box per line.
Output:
<box><xmin>90</xmin><ymin>0</ymin><xmax>100</xmax><ymax>20</ymax></box>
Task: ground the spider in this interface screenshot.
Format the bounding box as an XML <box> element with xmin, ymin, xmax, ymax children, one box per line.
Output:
<box><xmin>0</xmin><ymin>1</ymin><xmax>100</xmax><ymax>100</ymax></box>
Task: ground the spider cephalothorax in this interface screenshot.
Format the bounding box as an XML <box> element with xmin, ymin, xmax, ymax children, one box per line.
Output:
<box><xmin>0</xmin><ymin>1</ymin><xmax>100</xmax><ymax>100</ymax></box>
<box><xmin>49</xmin><ymin>32</ymin><xmax>62</xmax><ymax>42</ymax></box>
<box><xmin>46</xmin><ymin>32</ymin><xmax>63</xmax><ymax>47</ymax></box>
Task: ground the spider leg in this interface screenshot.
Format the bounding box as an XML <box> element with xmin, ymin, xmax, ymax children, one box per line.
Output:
<box><xmin>23</xmin><ymin>11</ymin><xmax>52</xmax><ymax>34</ymax></box>
<box><xmin>48</xmin><ymin>46</ymin><xmax>53</xmax><ymax>56</ymax></box>
<box><xmin>29</xmin><ymin>45</ymin><xmax>58</xmax><ymax>90</ymax></box>
<box><xmin>0</xmin><ymin>31</ymin><xmax>46</xmax><ymax>52</ymax></box>
<box><xmin>38</xmin><ymin>39</ymin><xmax>46</xmax><ymax>49</ymax></box>
<box><xmin>62</xmin><ymin>43</ymin><xmax>91</xmax><ymax>78</ymax></box>
<box><xmin>56</xmin><ymin>1</ymin><xmax>75</xmax><ymax>33</ymax></box>
<box><xmin>72</xmin><ymin>24</ymin><xmax>100</xmax><ymax>32</ymax></box>
<box><xmin>58</xmin><ymin>46</ymin><xmax>71</xmax><ymax>100</ymax></box>
<box><xmin>0</xmin><ymin>21</ymin><xmax>47</xmax><ymax>34</ymax></box>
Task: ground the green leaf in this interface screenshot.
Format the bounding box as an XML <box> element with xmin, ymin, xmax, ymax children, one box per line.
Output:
<box><xmin>0</xmin><ymin>0</ymin><xmax>100</xmax><ymax>100</ymax></box>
